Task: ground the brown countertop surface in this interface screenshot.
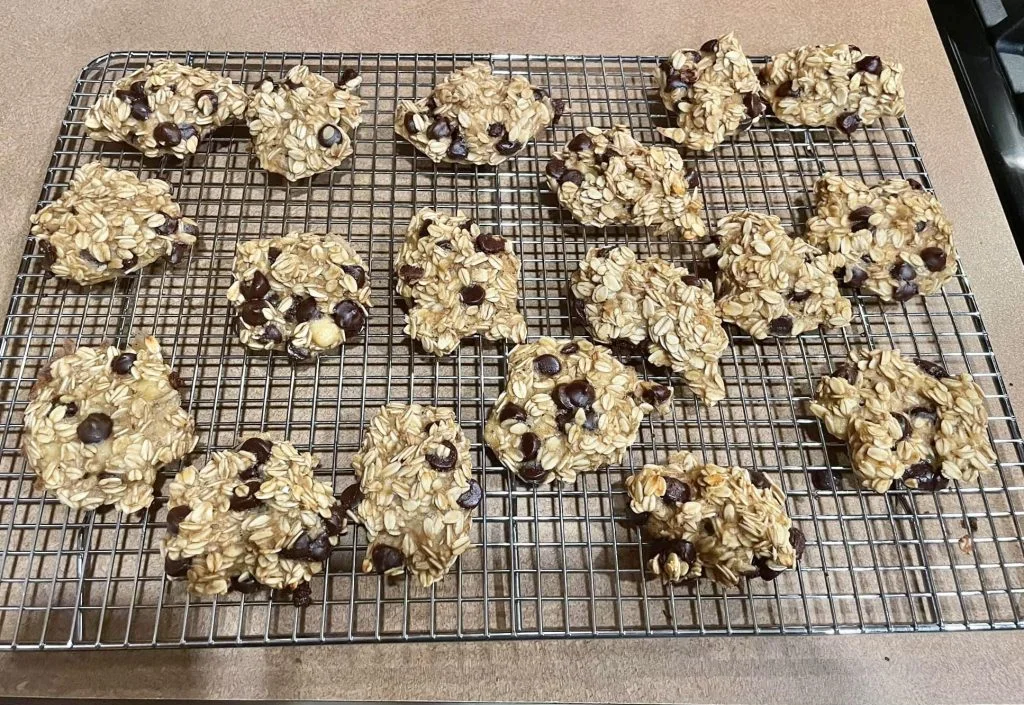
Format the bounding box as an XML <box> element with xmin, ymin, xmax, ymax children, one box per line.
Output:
<box><xmin>1</xmin><ymin>0</ymin><xmax>1023</xmax><ymax>702</ymax></box>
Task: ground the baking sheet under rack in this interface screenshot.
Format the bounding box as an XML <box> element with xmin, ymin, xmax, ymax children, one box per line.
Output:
<box><xmin>0</xmin><ymin>51</ymin><xmax>1022</xmax><ymax>650</ymax></box>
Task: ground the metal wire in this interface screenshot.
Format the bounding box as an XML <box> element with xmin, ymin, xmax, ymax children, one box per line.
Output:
<box><xmin>0</xmin><ymin>50</ymin><xmax>1022</xmax><ymax>650</ymax></box>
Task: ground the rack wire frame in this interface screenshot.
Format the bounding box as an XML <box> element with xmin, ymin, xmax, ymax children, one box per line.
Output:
<box><xmin>0</xmin><ymin>50</ymin><xmax>1022</xmax><ymax>650</ymax></box>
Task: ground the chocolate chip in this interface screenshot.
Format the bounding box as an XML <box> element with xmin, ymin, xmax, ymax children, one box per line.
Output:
<box><xmin>164</xmin><ymin>555</ymin><xmax>191</xmax><ymax>578</ymax></box>
<box><xmin>341</xmin><ymin>264</ymin><xmax>366</xmax><ymax>288</ymax></box>
<box><xmin>811</xmin><ymin>469</ymin><xmax>841</xmax><ymax>491</ymax></box>
<box><xmin>558</xmin><ymin>169</ymin><xmax>584</xmax><ymax>187</ymax></box>
<box><xmin>560</xmin><ymin>342</ymin><xmax>579</xmax><ymax>355</ymax></box>
<box><xmin>38</xmin><ymin>240</ymin><xmax>57</xmax><ymax>269</ymax></box>
<box><xmin>333</xmin><ymin>300</ymin><xmax>365</xmax><ymax>335</ymax></box>
<box><xmin>743</xmin><ymin>92</ymin><xmax>765</xmax><ymax>118</ymax></box>
<box><xmin>499</xmin><ymin>404</ymin><xmax>528</xmax><ymax>425</ymax></box>
<box><xmin>790</xmin><ymin>289</ymin><xmax>812</xmax><ymax>303</ymax></box>
<box><xmin>656</xmin><ymin>539</ymin><xmax>697</xmax><ymax>568</ymax></box>
<box><xmin>280</xmin><ymin>532</ymin><xmax>311</xmax><ymax>560</ymax></box>
<box><xmin>520</xmin><ymin>432</ymin><xmax>541</xmax><ymax>461</ymax></box>
<box><xmin>240</xmin><ymin>271</ymin><xmax>271</xmax><ymax>300</ymax></box>
<box><xmin>641</xmin><ymin>384</ymin><xmax>671</xmax><ymax>407</ymax></box>
<box><xmin>915</xmin><ymin>220</ymin><xmax>927</xmax><ymax>233</ymax></box>
<box><xmin>913</xmin><ymin>358</ymin><xmax>949</xmax><ymax>379</ymax></box>
<box><xmin>238</xmin><ymin>300</ymin><xmax>268</xmax><ymax>326</ymax></box>
<box><xmin>921</xmin><ymin>247</ymin><xmax>947</xmax><ymax>272</ymax></box>
<box><xmin>769</xmin><ymin>316</ymin><xmax>794</xmax><ymax>336</ymax></box>
<box><xmin>403</xmin><ymin>111</ymin><xmax>419</xmax><ymax>134</ymax></box>
<box><xmin>115</xmin><ymin>88</ymin><xmax>135</xmax><ymax>103</ymax></box>
<box><xmin>424</xmin><ymin>95</ymin><xmax>438</xmax><ymax>113</ymax></box>
<box><xmin>167</xmin><ymin>242</ymin><xmax>189</xmax><ymax>265</ymax></box>
<box><xmin>894</xmin><ymin>280</ymin><xmax>919</xmax><ymax>302</ymax></box>
<box><xmin>665</xmin><ymin>73</ymin><xmax>689</xmax><ymax>91</ymax></box>
<box><xmin>682</xmin><ymin>275</ymin><xmax>703</xmax><ymax>288</ymax></box>
<box><xmin>554</xmin><ymin>408</ymin><xmax>575</xmax><ymax>434</ymax></box>
<box><xmin>229</xmin><ymin>480</ymin><xmax>263</xmax><ymax>511</ymax></box>
<box><xmin>399</xmin><ymin>264</ymin><xmax>425</xmax><ymax>284</ymax></box>
<box><xmin>307</xmin><ymin>533</ymin><xmax>332</xmax><ymax>562</ymax></box>
<box><xmin>910</xmin><ymin>405</ymin><xmax>938</xmax><ymax>424</ymax></box>
<box><xmin>855</xmin><ymin>55</ymin><xmax>883</xmax><ymax>76</ymax></box>
<box><xmin>775</xmin><ymin>80</ymin><xmax>802</xmax><ymax>99</ymax></box>
<box><xmin>317</xmin><ymin>124</ymin><xmax>343</xmax><ymax>148</ymax></box>
<box><xmin>534</xmin><ymin>354</ymin><xmax>562</xmax><ymax>376</ymax></box>
<box><xmin>550</xmin><ymin>98</ymin><xmax>566</xmax><ymax>122</ymax></box>
<box><xmin>371</xmin><ymin>544</ymin><xmax>405</xmax><ymax>572</ymax></box>
<box><xmin>77</xmin><ymin>413</ymin><xmax>112</xmax><ymax>444</ymax></box>
<box><xmin>846</xmin><ymin>266</ymin><xmax>868</xmax><ymax>288</ymax></box>
<box><xmin>892</xmin><ymin>412</ymin><xmax>911</xmax><ymax>442</ymax></box>
<box><xmin>684</xmin><ymin>168</ymin><xmax>699</xmax><ymax>190</ymax></box>
<box><xmin>790</xmin><ymin>527</ymin><xmax>806</xmax><ymax>560</ymax></box>
<box><xmin>166</xmin><ymin>505</ymin><xmax>190</xmax><ymax>535</ymax></box>
<box><xmin>662</xmin><ymin>477</ymin><xmax>692</xmax><ymax>505</ymax></box>
<box><xmin>836</xmin><ymin>111</ymin><xmax>863</xmax><ymax>135</ymax></box>
<box><xmin>545</xmin><ymin>157</ymin><xmax>567</xmax><ymax>180</ymax></box>
<box><xmin>753</xmin><ymin>556</ymin><xmax>783</xmax><ymax>581</ymax></box>
<box><xmin>291</xmin><ymin>582</ymin><xmax>313</xmax><ymax>607</ymax></box>
<box><xmin>659</xmin><ymin>59</ymin><xmax>674</xmax><ymax>75</ymax></box>
<box><xmin>255</xmin><ymin>76</ymin><xmax>275</xmax><ymax>90</ymax></box>
<box><xmin>902</xmin><ymin>461</ymin><xmax>949</xmax><ymax>492</ymax></box>
<box><xmin>581</xmin><ymin>408</ymin><xmax>600</xmax><ymax>431</ymax></box>
<box><xmin>447</xmin><ymin>137</ymin><xmax>470</xmax><ymax>160</ymax></box>
<box><xmin>231</xmin><ymin>574</ymin><xmax>259</xmax><ymax>594</ymax></box>
<box><xmin>831</xmin><ymin>361</ymin><xmax>859</xmax><ymax>384</ymax></box>
<box><xmin>110</xmin><ymin>352</ymin><xmax>136</xmax><ymax>375</ymax></box>
<box><xmin>496</xmin><ymin>139</ymin><xmax>522</xmax><ymax>155</ymax></box>
<box><xmin>891</xmin><ymin>260</ymin><xmax>916</xmax><ymax>282</ymax></box>
<box><xmin>239</xmin><ymin>436</ymin><xmax>273</xmax><ymax>465</ymax></box>
<box><xmin>153</xmin><ymin>122</ymin><xmax>182</xmax><ymax>147</ymax></box>
<box><xmin>700</xmin><ymin>38</ymin><xmax>719</xmax><ymax>53</ymax></box>
<box><xmin>461</xmin><ymin>284</ymin><xmax>486</xmax><ymax>306</ymax></box>
<box><xmin>336</xmin><ymin>484</ymin><xmax>364</xmax><ymax>519</ymax></box>
<box><xmin>426</xmin><ymin>440</ymin><xmax>458</xmax><ymax>470</ymax></box>
<box><xmin>457</xmin><ymin>479</ymin><xmax>483</xmax><ymax>509</ymax></box>
<box><xmin>426</xmin><ymin>117</ymin><xmax>452</xmax><ymax>140</ymax></box>
<box><xmin>748</xmin><ymin>469</ymin><xmax>771</xmax><ymax>490</ymax></box>
<box><xmin>908</xmin><ymin>178</ymin><xmax>924</xmax><ymax>190</ymax></box>
<box><xmin>194</xmin><ymin>89</ymin><xmax>218</xmax><ymax>115</ymax></box>
<box><xmin>294</xmin><ymin>296</ymin><xmax>321</xmax><ymax>323</ymax></box>
<box><xmin>130</xmin><ymin>99</ymin><xmax>151</xmax><ymax>121</ymax></box>
<box><xmin>63</xmin><ymin>401</ymin><xmax>79</xmax><ymax>418</ymax></box>
<box><xmin>122</xmin><ymin>252</ymin><xmax>138</xmax><ymax>270</ymax></box>
<box><xmin>267</xmin><ymin>246</ymin><xmax>281</xmax><ymax>264</ymax></box>
<box><xmin>555</xmin><ymin>380</ymin><xmax>596</xmax><ymax>410</ymax></box>
<box><xmin>475</xmin><ymin>234</ymin><xmax>505</xmax><ymax>254</ymax></box>
<box><xmin>568</xmin><ymin>133</ymin><xmax>593</xmax><ymax>152</ymax></box>
<box><xmin>154</xmin><ymin>216</ymin><xmax>180</xmax><ymax>236</ymax></box>
<box><xmin>532</xmin><ymin>87</ymin><xmax>547</xmax><ymax>101</ymax></box>
<box><xmin>518</xmin><ymin>461</ymin><xmax>548</xmax><ymax>484</ymax></box>
<box><xmin>339</xmin><ymin>67</ymin><xmax>359</xmax><ymax>85</ymax></box>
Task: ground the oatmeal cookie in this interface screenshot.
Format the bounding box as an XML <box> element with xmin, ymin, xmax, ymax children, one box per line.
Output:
<box><xmin>544</xmin><ymin>125</ymin><xmax>707</xmax><ymax>240</ymax></box>
<box><xmin>247</xmin><ymin>65</ymin><xmax>365</xmax><ymax>181</ymax></box>
<box><xmin>809</xmin><ymin>348</ymin><xmax>996</xmax><ymax>493</ymax></box>
<box><xmin>655</xmin><ymin>32</ymin><xmax>765</xmax><ymax>151</ymax></box>
<box><xmin>350</xmin><ymin>404</ymin><xmax>479</xmax><ymax>587</ymax></box>
<box><xmin>484</xmin><ymin>337</ymin><xmax>673</xmax><ymax>485</ymax></box>
<box><xmin>162</xmin><ymin>436</ymin><xmax>347</xmax><ymax>605</ymax></box>
<box><xmin>570</xmin><ymin>245</ymin><xmax>728</xmax><ymax>405</ymax></box>
<box><xmin>30</xmin><ymin>162</ymin><xmax>198</xmax><ymax>285</ymax></box>
<box><xmin>22</xmin><ymin>336</ymin><xmax>197</xmax><ymax>513</ymax></box>
<box><xmin>395</xmin><ymin>209</ymin><xmax>527</xmax><ymax>356</ymax></box>
<box><xmin>762</xmin><ymin>44</ymin><xmax>905</xmax><ymax>133</ymax></box>
<box><xmin>394</xmin><ymin>63</ymin><xmax>563</xmax><ymax>165</ymax></box>
<box><xmin>804</xmin><ymin>173</ymin><xmax>956</xmax><ymax>302</ymax></box>
<box><xmin>626</xmin><ymin>451</ymin><xmax>803</xmax><ymax>586</ymax></box>
<box><xmin>84</xmin><ymin>60</ymin><xmax>247</xmax><ymax>158</ymax></box>
<box><xmin>227</xmin><ymin>231</ymin><xmax>371</xmax><ymax>361</ymax></box>
<box><xmin>706</xmin><ymin>211</ymin><xmax>852</xmax><ymax>338</ymax></box>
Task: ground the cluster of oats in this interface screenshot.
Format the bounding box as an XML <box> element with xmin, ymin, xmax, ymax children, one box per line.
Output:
<box><xmin>394</xmin><ymin>63</ymin><xmax>562</xmax><ymax>165</ymax></box>
<box><xmin>351</xmin><ymin>404</ymin><xmax>479</xmax><ymax>587</ymax></box>
<box><xmin>484</xmin><ymin>337</ymin><xmax>673</xmax><ymax>485</ymax></box>
<box><xmin>247</xmin><ymin>65</ymin><xmax>365</xmax><ymax>181</ymax></box>
<box><xmin>162</xmin><ymin>436</ymin><xmax>345</xmax><ymax>602</ymax></box>
<box><xmin>85</xmin><ymin>60</ymin><xmax>248</xmax><ymax>158</ymax></box>
<box><xmin>762</xmin><ymin>43</ymin><xmax>905</xmax><ymax>133</ymax></box>
<box><xmin>706</xmin><ymin>211</ymin><xmax>852</xmax><ymax>339</ymax></box>
<box><xmin>809</xmin><ymin>348</ymin><xmax>995</xmax><ymax>494</ymax></box>
<box><xmin>30</xmin><ymin>162</ymin><xmax>198</xmax><ymax>285</ymax></box>
<box><xmin>22</xmin><ymin>336</ymin><xmax>197</xmax><ymax>513</ymax></box>
<box><xmin>227</xmin><ymin>231</ymin><xmax>371</xmax><ymax>362</ymax></box>
<box><xmin>395</xmin><ymin>209</ymin><xmax>527</xmax><ymax>356</ymax></box>
<box><xmin>626</xmin><ymin>450</ymin><xmax>802</xmax><ymax>586</ymax></box>
<box><xmin>655</xmin><ymin>32</ymin><xmax>765</xmax><ymax>152</ymax></box>
<box><xmin>544</xmin><ymin>125</ymin><xmax>707</xmax><ymax>240</ymax></box>
<box><xmin>570</xmin><ymin>245</ymin><xmax>728</xmax><ymax>405</ymax></box>
<box><xmin>805</xmin><ymin>173</ymin><xmax>956</xmax><ymax>303</ymax></box>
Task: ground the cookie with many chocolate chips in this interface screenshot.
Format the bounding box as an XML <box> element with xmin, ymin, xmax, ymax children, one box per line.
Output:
<box><xmin>804</xmin><ymin>173</ymin><xmax>956</xmax><ymax>303</ymax></box>
<box><xmin>351</xmin><ymin>404</ymin><xmax>478</xmax><ymax>587</ymax></box>
<box><xmin>162</xmin><ymin>436</ymin><xmax>346</xmax><ymax>604</ymax></box>
<box><xmin>809</xmin><ymin>348</ymin><xmax>995</xmax><ymax>493</ymax></box>
<box><xmin>484</xmin><ymin>337</ymin><xmax>672</xmax><ymax>485</ymax></box>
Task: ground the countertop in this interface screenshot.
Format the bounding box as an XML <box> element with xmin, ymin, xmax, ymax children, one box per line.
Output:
<box><xmin>1</xmin><ymin>0</ymin><xmax>1023</xmax><ymax>702</ymax></box>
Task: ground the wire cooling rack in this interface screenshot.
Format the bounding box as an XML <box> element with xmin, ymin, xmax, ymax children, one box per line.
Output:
<box><xmin>0</xmin><ymin>51</ymin><xmax>1022</xmax><ymax>650</ymax></box>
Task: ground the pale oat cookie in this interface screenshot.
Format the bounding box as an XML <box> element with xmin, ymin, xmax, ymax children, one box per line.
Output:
<box><xmin>705</xmin><ymin>211</ymin><xmax>852</xmax><ymax>339</ymax></box>
<box><xmin>809</xmin><ymin>348</ymin><xmax>995</xmax><ymax>494</ymax></box>
<box><xmin>227</xmin><ymin>231</ymin><xmax>371</xmax><ymax>362</ymax></box>
<box><xmin>544</xmin><ymin>125</ymin><xmax>707</xmax><ymax>241</ymax></box>
<box><xmin>84</xmin><ymin>60</ymin><xmax>247</xmax><ymax>158</ymax></box>
<box><xmin>805</xmin><ymin>173</ymin><xmax>956</xmax><ymax>303</ymax></box>
<box><xmin>484</xmin><ymin>337</ymin><xmax>672</xmax><ymax>485</ymax></box>
<box><xmin>395</xmin><ymin>209</ymin><xmax>527</xmax><ymax>356</ymax></box>
<box><xmin>394</xmin><ymin>63</ymin><xmax>563</xmax><ymax>166</ymax></box>
<box><xmin>30</xmin><ymin>162</ymin><xmax>198</xmax><ymax>285</ymax></box>
<box><xmin>569</xmin><ymin>245</ymin><xmax>728</xmax><ymax>405</ymax></box>
<box><xmin>626</xmin><ymin>450</ymin><xmax>803</xmax><ymax>586</ymax></box>
<box><xmin>162</xmin><ymin>436</ymin><xmax>347</xmax><ymax>606</ymax></box>
<box><xmin>350</xmin><ymin>404</ymin><xmax>479</xmax><ymax>587</ymax></box>
<box><xmin>762</xmin><ymin>44</ymin><xmax>905</xmax><ymax>133</ymax></box>
<box><xmin>655</xmin><ymin>32</ymin><xmax>765</xmax><ymax>152</ymax></box>
<box><xmin>22</xmin><ymin>336</ymin><xmax>197</xmax><ymax>513</ymax></box>
<box><xmin>247</xmin><ymin>65</ymin><xmax>366</xmax><ymax>181</ymax></box>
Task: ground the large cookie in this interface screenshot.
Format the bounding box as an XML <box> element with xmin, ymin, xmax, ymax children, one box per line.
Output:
<box><xmin>809</xmin><ymin>348</ymin><xmax>996</xmax><ymax>493</ymax></box>
<box><xmin>706</xmin><ymin>211</ymin><xmax>852</xmax><ymax>338</ymax></box>
<box><xmin>570</xmin><ymin>245</ymin><xmax>728</xmax><ymax>405</ymax></box>
<box><xmin>227</xmin><ymin>231</ymin><xmax>371</xmax><ymax>361</ymax></box>
<box><xmin>162</xmin><ymin>436</ymin><xmax>347</xmax><ymax>605</ymax></box>
<box><xmin>84</xmin><ymin>60</ymin><xmax>247</xmax><ymax>158</ymax></box>
<box><xmin>350</xmin><ymin>404</ymin><xmax>479</xmax><ymax>587</ymax></box>
<box><xmin>30</xmin><ymin>162</ymin><xmax>198</xmax><ymax>285</ymax></box>
<box><xmin>655</xmin><ymin>32</ymin><xmax>765</xmax><ymax>151</ymax></box>
<box><xmin>395</xmin><ymin>209</ymin><xmax>527</xmax><ymax>356</ymax></box>
<box><xmin>394</xmin><ymin>63</ymin><xmax>563</xmax><ymax>166</ymax></box>
<box><xmin>544</xmin><ymin>125</ymin><xmax>707</xmax><ymax>240</ymax></box>
<box><xmin>804</xmin><ymin>173</ymin><xmax>956</xmax><ymax>303</ymax></box>
<box><xmin>22</xmin><ymin>336</ymin><xmax>197</xmax><ymax>513</ymax></box>
<box><xmin>484</xmin><ymin>337</ymin><xmax>672</xmax><ymax>485</ymax></box>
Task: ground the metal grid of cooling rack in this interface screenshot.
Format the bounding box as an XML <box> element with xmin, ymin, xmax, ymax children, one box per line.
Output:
<box><xmin>0</xmin><ymin>51</ymin><xmax>1022</xmax><ymax>650</ymax></box>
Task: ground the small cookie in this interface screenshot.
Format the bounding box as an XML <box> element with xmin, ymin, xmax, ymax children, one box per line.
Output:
<box><xmin>394</xmin><ymin>63</ymin><xmax>563</xmax><ymax>165</ymax></box>
<box><xmin>544</xmin><ymin>125</ymin><xmax>707</xmax><ymax>240</ymax></box>
<box><xmin>805</xmin><ymin>173</ymin><xmax>956</xmax><ymax>303</ymax></box>
<box><xmin>247</xmin><ymin>65</ymin><xmax>366</xmax><ymax>181</ymax></box>
<box><xmin>22</xmin><ymin>336</ymin><xmax>197</xmax><ymax>513</ymax></box>
<box><xmin>762</xmin><ymin>44</ymin><xmax>905</xmax><ymax>133</ymax></box>
<box><xmin>30</xmin><ymin>162</ymin><xmax>198</xmax><ymax>285</ymax></box>
<box><xmin>570</xmin><ymin>245</ymin><xmax>728</xmax><ymax>405</ymax></box>
<box><xmin>484</xmin><ymin>337</ymin><xmax>672</xmax><ymax>485</ymax></box>
<box><xmin>351</xmin><ymin>404</ymin><xmax>479</xmax><ymax>587</ymax></box>
<box><xmin>705</xmin><ymin>211</ymin><xmax>852</xmax><ymax>339</ymax></box>
<box><xmin>162</xmin><ymin>436</ymin><xmax>347</xmax><ymax>605</ymax></box>
<box><xmin>395</xmin><ymin>209</ymin><xmax>527</xmax><ymax>356</ymax></box>
<box><xmin>626</xmin><ymin>450</ymin><xmax>803</xmax><ymax>586</ymax></box>
<box><xmin>227</xmin><ymin>231</ymin><xmax>371</xmax><ymax>361</ymax></box>
<box><xmin>809</xmin><ymin>348</ymin><xmax>995</xmax><ymax>494</ymax></box>
<box><xmin>655</xmin><ymin>32</ymin><xmax>765</xmax><ymax>151</ymax></box>
<box><xmin>84</xmin><ymin>60</ymin><xmax>247</xmax><ymax>158</ymax></box>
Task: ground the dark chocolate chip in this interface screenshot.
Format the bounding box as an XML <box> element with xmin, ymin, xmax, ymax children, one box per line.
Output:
<box><xmin>280</xmin><ymin>532</ymin><xmax>311</xmax><ymax>560</ymax></box>
<box><xmin>558</xmin><ymin>169</ymin><xmax>584</xmax><ymax>187</ymax></box>
<box><xmin>239</xmin><ymin>436</ymin><xmax>273</xmax><ymax>465</ymax></box>
<box><xmin>457</xmin><ymin>479</ymin><xmax>483</xmax><ymax>509</ymax></box>
<box><xmin>656</xmin><ymin>538</ymin><xmax>697</xmax><ymax>568</ymax></box>
<box><xmin>902</xmin><ymin>461</ymin><xmax>949</xmax><ymax>492</ymax></box>
<box><xmin>267</xmin><ymin>246</ymin><xmax>281</xmax><ymax>264</ymax></box>
<box><xmin>700</xmin><ymin>38</ymin><xmax>720</xmax><ymax>53</ymax></box>
<box><xmin>110</xmin><ymin>352</ymin><xmax>137</xmax><ymax>375</ymax></box>
<box><xmin>426</xmin><ymin>117</ymin><xmax>452</xmax><ymax>140</ymax></box>
<box><xmin>831</xmin><ymin>361</ymin><xmax>859</xmax><ymax>384</ymax></box>
<box><xmin>424</xmin><ymin>95</ymin><xmax>438</xmax><ymax>113</ymax></box>
<box><xmin>153</xmin><ymin>122</ymin><xmax>182</xmax><ymax>147</ymax></box>
<box><xmin>921</xmin><ymin>247</ymin><xmax>947</xmax><ymax>273</ymax></box>
<box><xmin>130</xmin><ymin>99</ymin><xmax>151</xmax><ymax>121</ymax></box>
<box><xmin>790</xmin><ymin>527</ymin><xmax>807</xmax><ymax>560</ymax></box>
<box><xmin>63</xmin><ymin>401</ymin><xmax>79</xmax><ymax>418</ymax></box>
<box><xmin>561</xmin><ymin>342</ymin><xmax>579</xmax><ymax>355</ymax></box>
<box><xmin>545</xmin><ymin>157</ymin><xmax>567</xmax><ymax>180</ymax></box>
<box><xmin>38</xmin><ymin>240</ymin><xmax>57</xmax><ymax>269</ymax></box>
<box><xmin>231</xmin><ymin>574</ymin><xmax>259</xmax><ymax>594</ymax></box>
<box><xmin>665</xmin><ymin>73</ymin><xmax>689</xmax><ymax>91</ymax></box>
<box><xmin>662</xmin><ymin>477</ymin><xmax>692</xmax><ymax>505</ymax></box>
<box><xmin>307</xmin><ymin>533</ymin><xmax>332</xmax><ymax>562</ymax></box>
<box><xmin>641</xmin><ymin>384</ymin><xmax>672</xmax><ymax>407</ymax></box>
<box><xmin>167</xmin><ymin>242</ymin><xmax>189</xmax><ymax>265</ymax></box>
<box><xmin>460</xmin><ymin>284</ymin><xmax>486</xmax><ymax>306</ymax></box>
<box><xmin>915</xmin><ymin>220</ymin><xmax>927</xmax><ymax>233</ymax></box>
<box><xmin>240</xmin><ymin>271</ymin><xmax>271</xmax><ymax>300</ymax></box>
<box><xmin>239</xmin><ymin>300</ymin><xmax>268</xmax><ymax>326</ymax></box>
<box><xmin>581</xmin><ymin>408</ymin><xmax>600</xmax><ymax>431</ymax></box>
<box><xmin>164</xmin><ymin>555</ymin><xmax>191</xmax><ymax>578</ymax></box>
<box><xmin>371</xmin><ymin>544</ymin><xmax>405</xmax><ymax>572</ymax></box>
<box><xmin>836</xmin><ymin>111</ymin><xmax>863</xmax><ymax>135</ymax></box>
<box><xmin>659</xmin><ymin>59</ymin><xmax>674</xmax><ymax>76</ymax></box>
<box><xmin>403</xmin><ymin>111</ymin><xmax>420</xmax><ymax>134</ymax></box>
<box><xmin>910</xmin><ymin>405</ymin><xmax>938</xmax><ymax>424</ymax></box>
<box><xmin>399</xmin><ymin>264</ymin><xmax>425</xmax><ymax>284</ymax></box>
<box><xmin>229</xmin><ymin>480</ymin><xmax>263</xmax><ymax>511</ymax></box>
<box><xmin>499</xmin><ymin>403</ymin><xmax>528</xmax><ymax>424</ymax></box>
<box><xmin>475</xmin><ymin>234</ymin><xmax>505</xmax><ymax>254</ymax></box>
<box><xmin>291</xmin><ymin>582</ymin><xmax>312</xmax><ymax>607</ymax></box>
<box><xmin>333</xmin><ymin>300</ymin><xmax>366</xmax><ymax>335</ymax></box>
<box><xmin>907</xmin><ymin>178</ymin><xmax>924</xmax><ymax>190</ymax></box>
<box><xmin>790</xmin><ymin>289</ymin><xmax>812</xmax><ymax>303</ymax></box>
<box><xmin>534</xmin><ymin>354</ymin><xmax>562</xmax><ymax>376</ymax></box>
<box><xmin>436</xmin><ymin>239</ymin><xmax>453</xmax><ymax>251</ymax></box>
<box><xmin>487</xmin><ymin>122</ymin><xmax>506</xmax><ymax>138</ymax></box>
<box><xmin>769</xmin><ymin>316</ymin><xmax>794</xmax><ymax>336</ymax></box>
<box><xmin>913</xmin><ymin>358</ymin><xmax>949</xmax><ymax>379</ymax></box>
<box><xmin>894</xmin><ymin>280</ymin><xmax>919</xmax><ymax>302</ymax></box>
<box><xmin>891</xmin><ymin>260</ymin><xmax>916</xmax><ymax>282</ymax></box>
<box><xmin>774</xmin><ymin>80</ymin><xmax>801</xmax><ymax>99</ymax></box>
<box><xmin>811</xmin><ymin>468</ymin><xmax>841</xmax><ymax>491</ymax></box>
<box><xmin>855</xmin><ymin>55</ymin><xmax>883</xmax><ymax>76</ymax></box>
<box><xmin>518</xmin><ymin>461</ymin><xmax>548</xmax><ymax>484</ymax></box>
<box><xmin>77</xmin><ymin>413</ymin><xmax>112</xmax><ymax>444</ymax></box>
<box><xmin>339</xmin><ymin>67</ymin><xmax>359</xmax><ymax>85</ymax></box>
<box><xmin>846</xmin><ymin>266</ymin><xmax>868</xmax><ymax>288</ymax></box>
<box><xmin>294</xmin><ymin>296</ymin><xmax>321</xmax><ymax>323</ymax></box>
<box><xmin>753</xmin><ymin>556</ymin><xmax>783</xmax><ymax>581</ymax></box>
<box><xmin>567</xmin><ymin>133</ymin><xmax>593</xmax><ymax>152</ymax></box>
<box><xmin>892</xmin><ymin>412</ymin><xmax>911</xmax><ymax>442</ymax></box>
<box><xmin>166</xmin><ymin>505</ymin><xmax>191</xmax><ymax>535</ymax></box>
<box><xmin>550</xmin><ymin>98</ymin><xmax>566</xmax><ymax>122</ymax></box>
<box><xmin>447</xmin><ymin>137</ymin><xmax>470</xmax><ymax>160</ymax></box>
<box><xmin>317</xmin><ymin>124</ymin><xmax>343</xmax><ymax>148</ymax></box>
<box><xmin>495</xmin><ymin>138</ymin><xmax>522</xmax><ymax>155</ymax></box>
<box><xmin>341</xmin><ymin>264</ymin><xmax>366</xmax><ymax>288</ymax></box>
<box><xmin>682</xmin><ymin>274</ymin><xmax>703</xmax><ymax>287</ymax></box>
<box><xmin>154</xmin><ymin>216</ymin><xmax>180</xmax><ymax>236</ymax></box>
<box><xmin>520</xmin><ymin>432</ymin><xmax>541</xmax><ymax>461</ymax></box>
<box><xmin>337</xmin><ymin>484</ymin><xmax>365</xmax><ymax>517</ymax></box>
<box><xmin>555</xmin><ymin>380</ymin><xmax>596</xmax><ymax>410</ymax></box>
<box><xmin>260</xmin><ymin>326</ymin><xmax>283</xmax><ymax>347</ymax></box>
<box><xmin>748</xmin><ymin>469</ymin><xmax>771</xmax><ymax>490</ymax></box>
<box><xmin>743</xmin><ymin>92</ymin><xmax>765</xmax><ymax>118</ymax></box>
<box><xmin>195</xmin><ymin>89</ymin><xmax>218</xmax><ymax>115</ymax></box>
<box><xmin>684</xmin><ymin>168</ymin><xmax>699</xmax><ymax>190</ymax></box>
<box><xmin>425</xmin><ymin>440</ymin><xmax>458</xmax><ymax>471</ymax></box>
